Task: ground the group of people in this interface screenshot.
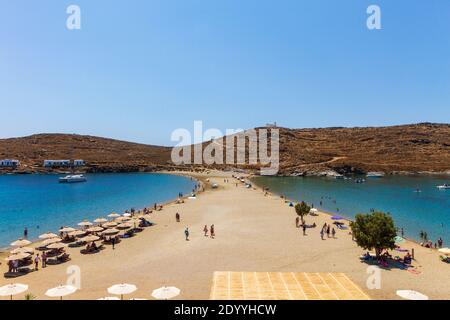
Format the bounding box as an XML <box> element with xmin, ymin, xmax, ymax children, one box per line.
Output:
<box><xmin>320</xmin><ymin>223</ymin><xmax>336</xmax><ymax>240</ymax></box>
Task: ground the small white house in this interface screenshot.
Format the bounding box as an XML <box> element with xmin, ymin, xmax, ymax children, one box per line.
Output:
<box><xmin>0</xmin><ymin>159</ymin><xmax>20</xmax><ymax>167</ymax></box>
<box><xmin>44</xmin><ymin>160</ymin><xmax>71</xmax><ymax>167</ymax></box>
<box><xmin>73</xmin><ymin>159</ymin><xmax>85</xmax><ymax>166</ymax></box>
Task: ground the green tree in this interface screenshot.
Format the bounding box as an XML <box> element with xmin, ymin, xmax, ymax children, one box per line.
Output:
<box><xmin>350</xmin><ymin>211</ymin><xmax>397</xmax><ymax>258</ymax></box>
<box><xmin>294</xmin><ymin>201</ymin><xmax>311</xmax><ymax>224</ymax></box>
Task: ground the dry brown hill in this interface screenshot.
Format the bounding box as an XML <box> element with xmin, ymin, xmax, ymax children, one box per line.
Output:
<box><xmin>0</xmin><ymin>123</ymin><xmax>449</xmax><ymax>175</ymax></box>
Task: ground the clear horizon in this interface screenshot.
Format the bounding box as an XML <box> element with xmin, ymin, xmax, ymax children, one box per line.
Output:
<box><xmin>1</xmin><ymin>0</ymin><xmax>449</xmax><ymax>146</ymax></box>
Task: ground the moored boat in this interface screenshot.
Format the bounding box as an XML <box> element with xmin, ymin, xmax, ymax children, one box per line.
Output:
<box><xmin>59</xmin><ymin>174</ymin><xmax>87</xmax><ymax>183</ymax></box>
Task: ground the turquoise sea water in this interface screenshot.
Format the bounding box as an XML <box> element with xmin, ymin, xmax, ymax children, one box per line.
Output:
<box><xmin>0</xmin><ymin>173</ymin><xmax>197</xmax><ymax>247</ymax></box>
<box><xmin>253</xmin><ymin>175</ymin><xmax>450</xmax><ymax>243</ymax></box>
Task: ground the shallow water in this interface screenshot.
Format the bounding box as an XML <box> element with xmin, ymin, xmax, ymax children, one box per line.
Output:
<box><xmin>253</xmin><ymin>175</ymin><xmax>450</xmax><ymax>243</ymax></box>
<box><xmin>0</xmin><ymin>173</ymin><xmax>197</xmax><ymax>247</ymax></box>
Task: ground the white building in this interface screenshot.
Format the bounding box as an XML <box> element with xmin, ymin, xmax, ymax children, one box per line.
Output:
<box><xmin>0</xmin><ymin>159</ymin><xmax>20</xmax><ymax>167</ymax></box>
<box><xmin>73</xmin><ymin>159</ymin><xmax>85</xmax><ymax>166</ymax></box>
<box><xmin>44</xmin><ymin>160</ymin><xmax>71</xmax><ymax>167</ymax></box>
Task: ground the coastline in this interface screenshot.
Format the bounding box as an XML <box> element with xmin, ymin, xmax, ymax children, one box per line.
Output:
<box><xmin>1</xmin><ymin>169</ymin><xmax>449</xmax><ymax>300</ymax></box>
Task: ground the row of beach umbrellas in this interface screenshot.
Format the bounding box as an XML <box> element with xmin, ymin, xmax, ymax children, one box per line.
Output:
<box><xmin>0</xmin><ymin>283</ymin><xmax>180</xmax><ymax>300</ymax></box>
<box><xmin>5</xmin><ymin>213</ymin><xmax>139</xmax><ymax>262</ymax></box>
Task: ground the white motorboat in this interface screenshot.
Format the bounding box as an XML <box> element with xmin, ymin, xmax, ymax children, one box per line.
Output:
<box><xmin>366</xmin><ymin>172</ymin><xmax>385</xmax><ymax>178</ymax></box>
<box><xmin>437</xmin><ymin>184</ymin><xmax>450</xmax><ymax>190</ymax></box>
<box><xmin>59</xmin><ymin>174</ymin><xmax>87</xmax><ymax>183</ymax></box>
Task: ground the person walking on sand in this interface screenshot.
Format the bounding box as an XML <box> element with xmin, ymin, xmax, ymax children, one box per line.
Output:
<box><xmin>34</xmin><ymin>254</ymin><xmax>40</xmax><ymax>271</ymax></box>
<box><xmin>185</xmin><ymin>227</ymin><xmax>190</xmax><ymax>241</ymax></box>
<box><xmin>326</xmin><ymin>225</ymin><xmax>330</xmax><ymax>238</ymax></box>
<box><xmin>210</xmin><ymin>224</ymin><xmax>215</xmax><ymax>238</ymax></box>
<box><xmin>302</xmin><ymin>224</ymin><xmax>307</xmax><ymax>236</ymax></box>
<box><xmin>176</xmin><ymin>212</ymin><xmax>180</xmax><ymax>222</ymax></box>
<box><xmin>42</xmin><ymin>251</ymin><xmax>47</xmax><ymax>268</ymax></box>
<box><xmin>112</xmin><ymin>237</ymin><xmax>116</xmax><ymax>250</ymax></box>
<box><xmin>332</xmin><ymin>228</ymin><xmax>336</xmax><ymax>239</ymax></box>
<box><xmin>295</xmin><ymin>216</ymin><xmax>300</xmax><ymax>228</ymax></box>
<box><xmin>320</xmin><ymin>228</ymin><xmax>324</xmax><ymax>240</ymax></box>
<box><xmin>203</xmin><ymin>225</ymin><xmax>208</xmax><ymax>237</ymax></box>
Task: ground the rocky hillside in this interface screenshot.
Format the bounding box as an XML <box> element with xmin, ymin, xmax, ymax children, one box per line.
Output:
<box><xmin>0</xmin><ymin>123</ymin><xmax>449</xmax><ymax>175</ymax></box>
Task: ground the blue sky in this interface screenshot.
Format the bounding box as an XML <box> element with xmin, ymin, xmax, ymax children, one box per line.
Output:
<box><xmin>1</xmin><ymin>0</ymin><xmax>449</xmax><ymax>145</ymax></box>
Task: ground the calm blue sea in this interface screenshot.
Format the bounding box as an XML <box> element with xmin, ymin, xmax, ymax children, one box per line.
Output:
<box><xmin>0</xmin><ymin>173</ymin><xmax>197</xmax><ymax>247</ymax></box>
<box><xmin>253</xmin><ymin>175</ymin><xmax>450</xmax><ymax>243</ymax></box>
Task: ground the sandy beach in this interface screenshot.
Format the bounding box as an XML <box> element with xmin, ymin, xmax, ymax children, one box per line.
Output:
<box><xmin>0</xmin><ymin>170</ymin><xmax>449</xmax><ymax>300</ymax></box>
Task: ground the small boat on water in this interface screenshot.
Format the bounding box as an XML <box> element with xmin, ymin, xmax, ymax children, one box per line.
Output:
<box><xmin>437</xmin><ymin>184</ymin><xmax>450</xmax><ymax>190</ymax></box>
<box><xmin>355</xmin><ymin>178</ymin><xmax>366</xmax><ymax>184</ymax></box>
<box><xmin>59</xmin><ymin>174</ymin><xmax>87</xmax><ymax>183</ymax></box>
<box><xmin>366</xmin><ymin>172</ymin><xmax>385</xmax><ymax>178</ymax></box>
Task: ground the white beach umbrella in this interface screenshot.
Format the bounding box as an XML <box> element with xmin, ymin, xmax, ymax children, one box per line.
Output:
<box><xmin>39</xmin><ymin>232</ymin><xmax>59</xmax><ymax>240</ymax></box>
<box><xmin>5</xmin><ymin>252</ymin><xmax>31</xmax><ymax>261</ymax></box>
<box><xmin>80</xmin><ymin>235</ymin><xmax>100</xmax><ymax>242</ymax></box>
<box><xmin>45</xmin><ymin>285</ymin><xmax>77</xmax><ymax>300</ymax></box>
<box><xmin>94</xmin><ymin>218</ymin><xmax>108</xmax><ymax>224</ymax></box>
<box><xmin>10</xmin><ymin>239</ymin><xmax>32</xmax><ymax>247</ymax></box>
<box><xmin>0</xmin><ymin>283</ymin><xmax>28</xmax><ymax>300</ymax></box>
<box><xmin>97</xmin><ymin>296</ymin><xmax>120</xmax><ymax>300</ymax></box>
<box><xmin>78</xmin><ymin>220</ymin><xmax>93</xmax><ymax>227</ymax></box>
<box><xmin>42</xmin><ymin>237</ymin><xmax>62</xmax><ymax>246</ymax></box>
<box><xmin>108</xmin><ymin>213</ymin><xmax>120</xmax><ymax>218</ymax></box>
<box><xmin>438</xmin><ymin>247</ymin><xmax>450</xmax><ymax>256</ymax></box>
<box><xmin>87</xmin><ymin>226</ymin><xmax>104</xmax><ymax>233</ymax></box>
<box><xmin>10</xmin><ymin>247</ymin><xmax>34</xmax><ymax>255</ymax></box>
<box><xmin>107</xmin><ymin>284</ymin><xmax>137</xmax><ymax>300</ymax></box>
<box><xmin>396</xmin><ymin>290</ymin><xmax>429</xmax><ymax>300</ymax></box>
<box><xmin>59</xmin><ymin>227</ymin><xmax>76</xmax><ymax>233</ymax></box>
<box><xmin>123</xmin><ymin>213</ymin><xmax>132</xmax><ymax>217</ymax></box>
<box><xmin>46</xmin><ymin>242</ymin><xmax>67</xmax><ymax>250</ymax></box>
<box><xmin>309</xmin><ymin>208</ymin><xmax>318</xmax><ymax>214</ymax></box>
<box><xmin>68</xmin><ymin>230</ymin><xmax>86</xmax><ymax>237</ymax></box>
<box><xmin>152</xmin><ymin>286</ymin><xmax>181</xmax><ymax>300</ymax></box>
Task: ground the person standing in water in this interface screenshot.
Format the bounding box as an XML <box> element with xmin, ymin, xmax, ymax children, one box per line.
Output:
<box><xmin>24</xmin><ymin>227</ymin><xmax>28</xmax><ymax>239</ymax></box>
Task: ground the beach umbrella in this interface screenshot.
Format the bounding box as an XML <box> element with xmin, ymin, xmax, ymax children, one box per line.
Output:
<box><xmin>39</xmin><ymin>232</ymin><xmax>59</xmax><ymax>240</ymax></box>
<box><xmin>123</xmin><ymin>213</ymin><xmax>132</xmax><ymax>217</ymax></box>
<box><xmin>42</xmin><ymin>237</ymin><xmax>62</xmax><ymax>246</ymax></box>
<box><xmin>45</xmin><ymin>285</ymin><xmax>77</xmax><ymax>300</ymax></box>
<box><xmin>80</xmin><ymin>235</ymin><xmax>100</xmax><ymax>242</ymax></box>
<box><xmin>87</xmin><ymin>226</ymin><xmax>104</xmax><ymax>233</ymax></box>
<box><xmin>46</xmin><ymin>242</ymin><xmax>67</xmax><ymax>250</ymax></box>
<box><xmin>331</xmin><ymin>215</ymin><xmax>343</xmax><ymax>220</ymax></box>
<box><xmin>0</xmin><ymin>283</ymin><xmax>28</xmax><ymax>300</ymax></box>
<box><xmin>103</xmin><ymin>222</ymin><xmax>118</xmax><ymax>228</ymax></box>
<box><xmin>10</xmin><ymin>239</ymin><xmax>32</xmax><ymax>247</ymax></box>
<box><xmin>68</xmin><ymin>230</ymin><xmax>86</xmax><ymax>237</ymax></box>
<box><xmin>78</xmin><ymin>220</ymin><xmax>93</xmax><ymax>227</ymax></box>
<box><xmin>108</xmin><ymin>213</ymin><xmax>120</xmax><ymax>218</ymax></box>
<box><xmin>102</xmin><ymin>228</ymin><xmax>120</xmax><ymax>236</ymax></box>
<box><xmin>97</xmin><ymin>297</ymin><xmax>120</xmax><ymax>300</ymax></box>
<box><xmin>107</xmin><ymin>284</ymin><xmax>137</xmax><ymax>300</ymax></box>
<box><xmin>94</xmin><ymin>218</ymin><xmax>108</xmax><ymax>224</ymax></box>
<box><xmin>10</xmin><ymin>247</ymin><xmax>34</xmax><ymax>255</ymax></box>
<box><xmin>394</xmin><ymin>236</ymin><xmax>405</xmax><ymax>244</ymax></box>
<box><xmin>117</xmin><ymin>222</ymin><xmax>133</xmax><ymax>229</ymax></box>
<box><xmin>59</xmin><ymin>227</ymin><xmax>76</xmax><ymax>233</ymax></box>
<box><xmin>151</xmin><ymin>286</ymin><xmax>180</xmax><ymax>300</ymax></box>
<box><xmin>438</xmin><ymin>247</ymin><xmax>450</xmax><ymax>256</ymax></box>
<box><xmin>309</xmin><ymin>208</ymin><xmax>318</xmax><ymax>214</ymax></box>
<box><xmin>5</xmin><ymin>252</ymin><xmax>31</xmax><ymax>261</ymax></box>
<box><xmin>115</xmin><ymin>216</ymin><xmax>131</xmax><ymax>222</ymax></box>
<box><xmin>396</xmin><ymin>290</ymin><xmax>428</xmax><ymax>300</ymax></box>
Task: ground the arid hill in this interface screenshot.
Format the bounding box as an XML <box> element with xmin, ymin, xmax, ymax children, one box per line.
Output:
<box><xmin>0</xmin><ymin>134</ymin><xmax>173</xmax><ymax>173</ymax></box>
<box><xmin>0</xmin><ymin>123</ymin><xmax>449</xmax><ymax>175</ymax></box>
